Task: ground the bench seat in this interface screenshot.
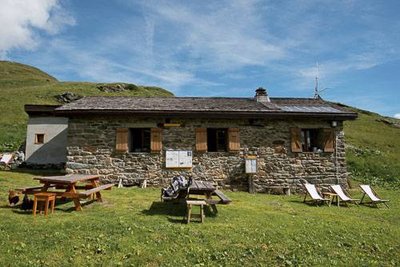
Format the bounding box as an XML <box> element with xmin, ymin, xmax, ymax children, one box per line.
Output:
<box><xmin>212</xmin><ymin>190</ymin><xmax>231</xmax><ymax>204</ymax></box>
<box><xmin>16</xmin><ymin>185</ymin><xmax>54</xmax><ymax>193</ymax></box>
<box><xmin>79</xmin><ymin>184</ymin><xmax>114</xmax><ymax>198</ymax></box>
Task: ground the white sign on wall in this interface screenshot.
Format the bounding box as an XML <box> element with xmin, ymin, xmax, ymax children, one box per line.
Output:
<box><xmin>245</xmin><ymin>158</ymin><xmax>257</xmax><ymax>173</ymax></box>
<box><xmin>166</xmin><ymin>150</ymin><xmax>193</xmax><ymax>168</ymax></box>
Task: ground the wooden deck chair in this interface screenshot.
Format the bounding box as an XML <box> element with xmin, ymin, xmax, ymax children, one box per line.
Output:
<box><xmin>330</xmin><ymin>185</ymin><xmax>359</xmax><ymax>206</ymax></box>
<box><xmin>0</xmin><ymin>153</ymin><xmax>13</xmax><ymax>169</ymax></box>
<box><xmin>303</xmin><ymin>183</ymin><xmax>331</xmax><ymax>206</ymax></box>
<box><xmin>359</xmin><ymin>185</ymin><xmax>389</xmax><ymax>208</ymax></box>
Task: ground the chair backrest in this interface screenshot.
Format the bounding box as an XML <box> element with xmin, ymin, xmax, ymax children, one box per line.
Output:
<box><xmin>360</xmin><ymin>185</ymin><xmax>380</xmax><ymax>202</ymax></box>
<box><xmin>331</xmin><ymin>185</ymin><xmax>351</xmax><ymax>201</ymax></box>
<box><xmin>0</xmin><ymin>154</ymin><xmax>12</xmax><ymax>164</ymax></box>
<box><xmin>304</xmin><ymin>183</ymin><xmax>323</xmax><ymax>200</ymax></box>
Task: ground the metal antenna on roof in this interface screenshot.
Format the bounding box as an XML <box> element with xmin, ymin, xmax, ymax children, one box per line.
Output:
<box><xmin>314</xmin><ymin>62</ymin><xmax>320</xmax><ymax>99</ymax></box>
<box><xmin>313</xmin><ymin>62</ymin><xmax>330</xmax><ymax>99</ymax></box>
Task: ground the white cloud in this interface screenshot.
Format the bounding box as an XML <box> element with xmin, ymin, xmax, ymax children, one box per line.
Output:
<box><xmin>140</xmin><ymin>0</ymin><xmax>286</xmax><ymax>71</ymax></box>
<box><xmin>394</xmin><ymin>113</ymin><xmax>400</xmax><ymax>119</ymax></box>
<box><xmin>0</xmin><ymin>0</ymin><xmax>75</xmax><ymax>58</ymax></box>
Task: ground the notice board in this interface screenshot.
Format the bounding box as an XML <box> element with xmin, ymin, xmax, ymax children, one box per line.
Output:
<box><xmin>165</xmin><ymin>150</ymin><xmax>193</xmax><ymax>168</ymax></box>
<box><xmin>245</xmin><ymin>157</ymin><xmax>257</xmax><ymax>173</ymax></box>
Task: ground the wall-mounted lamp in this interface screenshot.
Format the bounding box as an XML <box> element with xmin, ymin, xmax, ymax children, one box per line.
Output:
<box><xmin>331</xmin><ymin>121</ymin><xmax>338</xmax><ymax>127</ymax></box>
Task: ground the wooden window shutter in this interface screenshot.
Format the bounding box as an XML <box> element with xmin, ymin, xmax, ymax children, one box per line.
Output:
<box><xmin>195</xmin><ymin>128</ymin><xmax>207</xmax><ymax>152</ymax></box>
<box><xmin>151</xmin><ymin>128</ymin><xmax>162</xmax><ymax>152</ymax></box>
<box><xmin>323</xmin><ymin>128</ymin><xmax>335</xmax><ymax>153</ymax></box>
<box><xmin>228</xmin><ymin>128</ymin><xmax>240</xmax><ymax>151</ymax></box>
<box><xmin>115</xmin><ymin>128</ymin><xmax>128</xmax><ymax>152</ymax></box>
<box><xmin>290</xmin><ymin>128</ymin><xmax>302</xmax><ymax>152</ymax></box>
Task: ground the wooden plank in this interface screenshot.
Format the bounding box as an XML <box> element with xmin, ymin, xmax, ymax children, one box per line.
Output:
<box><xmin>213</xmin><ymin>190</ymin><xmax>231</xmax><ymax>204</ymax></box>
<box><xmin>195</xmin><ymin>128</ymin><xmax>207</xmax><ymax>152</ymax></box>
<box><xmin>34</xmin><ymin>174</ymin><xmax>100</xmax><ymax>184</ymax></box>
<box><xmin>16</xmin><ymin>185</ymin><xmax>50</xmax><ymax>192</ymax></box>
<box><xmin>228</xmin><ymin>128</ymin><xmax>240</xmax><ymax>151</ymax></box>
<box><xmin>323</xmin><ymin>128</ymin><xmax>335</xmax><ymax>152</ymax></box>
<box><xmin>115</xmin><ymin>128</ymin><xmax>129</xmax><ymax>152</ymax></box>
<box><xmin>150</xmin><ymin>128</ymin><xmax>162</xmax><ymax>152</ymax></box>
<box><xmin>290</xmin><ymin>128</ymin><xmax>302</xmax><ymax>152</ymax></box>
<box><xmin>79</xmin><ymin>184</ymin><xmax>114</xmax><ymax>198</ymax></box>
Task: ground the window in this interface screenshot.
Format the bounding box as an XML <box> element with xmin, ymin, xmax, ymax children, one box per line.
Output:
<box><xmin>130</xmin><ymin>128</ymin><xmax>151</xmax><ymax>152</ymax></box>
<box><xmin>115</xmin><ymin>128</ymin><xmax>162</xmax><ymax>153</ymax></box>
<box><xmin>196</xmin><ymin>128</ymin><xmax>240</xmax><ymax>152</ymax></box>
<box><xmin>291</xmin><ymin>128</ymin><xmax>335</xmax><ymax>153</ymax></box>
<box><xmin>207</xmin><ymin>128</ymin><xmax>228</xmax><ymax>152</ymax></box>
<box><xmin>35</xmin><ymin>134</ymin><xmax>45</xmax><ymax>144</ymax></box>
<box><xmin>301</xmin><ymin>129</ymin><xmax>323</xmax><ymax>152</ymax></box>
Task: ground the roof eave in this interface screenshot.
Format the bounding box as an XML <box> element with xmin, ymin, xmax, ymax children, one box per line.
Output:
<box><xmin>25</xmin><ymin>104</ymin><xmax>62</xmax><ymax>116</ymax></box>
<box><xmin>54</xmin><ymin>109</ymin><xmax>358</xmax><ymax>120</ymax></box>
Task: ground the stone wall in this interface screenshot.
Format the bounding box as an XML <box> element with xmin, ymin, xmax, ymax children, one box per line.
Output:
<box><xmin>66</xmin><ymin>116</ymin><xmax>349</xmax><ymax>192</ymax></box>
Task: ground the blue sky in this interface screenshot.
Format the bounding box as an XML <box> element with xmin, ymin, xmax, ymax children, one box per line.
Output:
<box><xmin>1</xmin><ymin>0</ymin><xmax>399</xmax><ymax>118</ymax></box>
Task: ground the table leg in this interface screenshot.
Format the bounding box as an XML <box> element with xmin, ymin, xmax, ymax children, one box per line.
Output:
<box><xmin>187</xmin><ymin>204</ymin><xmax>192</xmax><ymax>224</ymax></box>
<box><xmin>66</xmin><ymin>185</ymin><xmax>82</xmax><ymax>211</ymax></box>
<box><xmin>44</xmin><ymin>198</ymin><xmax>49</xmax><ymax>216</ymax></box>
<box><xmin>200</xmin><ymin>204</ymin><xmax>204</xmax><ymax>223</ymax></box>
<box><xmin>33</xmin><ymin>196</ymin><xmax>38</xmax><ymax>217</ymax></box>
<box><xmin>206</xmin><ymin>192</ymin><xmax>218</xmax><ymax>214</ymax></box>
<box><xmin>51</xmin><ymin>198</ymin><xmax>55</xmax><ymax>214</ymax></box>
<box><xmin>90</xmin><ymin>179</ymin><xmax>103</xmax><ymax>202</ymax></box>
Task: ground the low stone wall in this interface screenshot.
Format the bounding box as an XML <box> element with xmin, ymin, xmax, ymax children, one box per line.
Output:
<box><xmin>66</xmin><ymin>116</ymin><xmax>349</xmax><ymax>193</ymax></box>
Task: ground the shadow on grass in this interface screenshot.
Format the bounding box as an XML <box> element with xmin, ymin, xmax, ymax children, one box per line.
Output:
<box><xmin>141</xmin><ymin>201</ymin><xmax>218</xmax><ymax>224</ymax></box>
<box><xmin>3</xmin><ymin>198</ymin><xmax>101</xmax><ymax>215</ymax></box>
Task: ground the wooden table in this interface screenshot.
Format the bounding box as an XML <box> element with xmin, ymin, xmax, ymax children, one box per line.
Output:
<box><xmin>187</xmin><ymin>180</ymin><xmax>231</xmax><ymax>213</ymax></box>
<box><xmin>323</xmin><ymin>192</ymin><xmax>339</xmax><ymax>207</ymax></box>
<box><xmin>19</xmin><ymin>174</ymin><xmax>113</xmax><ymax>211</ymax></box>
<box><xmin>188</xmin><ymin>180</ymin><xmax>217</xmax><ymax>198</ymax></box>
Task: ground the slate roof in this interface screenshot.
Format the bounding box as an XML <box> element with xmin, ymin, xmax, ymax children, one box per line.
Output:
<box><xmin>54</xmin><ymin>96</ymin><xmax>357</xmax><ymax>119</ymax></box>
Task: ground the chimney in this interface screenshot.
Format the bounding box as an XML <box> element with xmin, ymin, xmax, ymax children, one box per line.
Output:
<box><xmin>255</xmin><ymin>87</ymin><xmax>270</xmax><ymax>102</ymax></box>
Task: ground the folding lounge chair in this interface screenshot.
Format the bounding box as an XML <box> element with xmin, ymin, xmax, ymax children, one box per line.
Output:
<box><xmin>303</xmin><ymin>183</ymin><xmax>331</xmax><ymax>206</ymax></box>
<box><xmin>359</xmin><ymin>185</ymin><xmax>389</xmax><ymax>208</ymax></box>
<box><xmin>330</xmin><ymin>185</ymin><xmax>359</xmax><ymax>206</ymax></box>
<box><xmin>0</xmin><ymin>153</ymin><xmax>13</xmax><ymax>169</ymax></box>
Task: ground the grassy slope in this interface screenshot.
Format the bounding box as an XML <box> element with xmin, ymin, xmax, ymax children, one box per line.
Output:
<box><xmin>0</xmin><ymin>61</ymin><xmax>173</xmax><ymax>150</ymax></box>
<box><xmin>0</xmin><ymin>171</ymin><xmax>399</xmax><ymax>266</ymax></box>
<box><xmin>343</xmin><ymin>108</ymin><xmax>400</xmax><ymax>187</ymax></box>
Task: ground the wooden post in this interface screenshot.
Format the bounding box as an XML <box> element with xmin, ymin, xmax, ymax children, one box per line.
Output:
<box><xmin>248</xmin><ymin>174</ymin><xmax>255</xmax><ymax>194</ymax></box>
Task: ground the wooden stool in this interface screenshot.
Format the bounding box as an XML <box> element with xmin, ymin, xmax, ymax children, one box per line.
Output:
<box><xmin>186</xmin><ymin>200</ymin><xmax>207</xmax><ymax>223</ymax></box>
<box><xmin>33</xmin><ymin>192</ymin><xmax>56</xmax><ymax>216</ymax></box>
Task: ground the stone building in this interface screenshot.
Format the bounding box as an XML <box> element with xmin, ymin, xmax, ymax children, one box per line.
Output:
<box><xmin>25</xmin><ymin>88</ymin><xmax>357</xmax><ymax>192</ymax></box>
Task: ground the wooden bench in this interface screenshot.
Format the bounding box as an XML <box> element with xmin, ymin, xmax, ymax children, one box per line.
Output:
<box><xmin>213</xmin><ymin>190</ymin><xmax>232</xmax><ymax>204</ymax></box>
<box><xmin>79</xmin><ymin>184</ymin><xmax>114</xmax><ymax>201</ymax></box>
<box><xmin>16</xmin><ymin>185</ymin><xmax>55</xmax><ymax>194</ymax></box>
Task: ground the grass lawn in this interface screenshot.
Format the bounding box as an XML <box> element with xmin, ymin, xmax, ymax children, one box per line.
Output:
<box><xmin>0</xmin><ymin>171</ymin><xmax>399</xmax><ymax>266</ymax></box>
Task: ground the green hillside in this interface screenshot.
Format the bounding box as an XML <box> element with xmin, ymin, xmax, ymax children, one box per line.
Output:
<box><xmin>0</xmin><ymin>61</ymin><xmax>173</xmax><ymax>151</ymax></box>
<box><xmin>0</xmin><ymin>61</ymin><xmax>399</xmax><ymax>186</ymax></box>
<box><xmin>343</xmin><ymin>107</ymin><xmax>400</xmax><ymax>187</ymax></box>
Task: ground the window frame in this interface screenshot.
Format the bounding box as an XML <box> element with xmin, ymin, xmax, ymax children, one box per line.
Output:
<box><xmin>207</xmin><ymin>128</ymin><xmax>228</xmax><ymax>152</ymax></box>
<box><xmin>34</xmin><ymin>133</ymin><xmax>45</xmax><ymax>144</ymax></box>
<box><xmin>129</xmin><ymin>128</ymin><xmax>151</xmax><ymax>153</ymax></box>
<box><xmin>291</xmin><ymin>127</ymin><xmax>335</xmax><ymax>153</ymax></box>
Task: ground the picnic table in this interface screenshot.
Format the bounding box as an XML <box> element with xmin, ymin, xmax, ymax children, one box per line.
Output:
<box><xmin>18</xmin><ymin>174</ymin><xmax>113</xmax><ymax>211</ymax></box>
<box><xmin>188</xmin><ymin>180</ymin><xmax>231</xmax><ymax>212</ymax></box>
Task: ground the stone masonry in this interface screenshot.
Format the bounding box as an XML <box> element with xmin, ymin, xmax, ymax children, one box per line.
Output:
<box><xmin>66</xmin><ymin>115</ymin><xmax>348</xmax><ymax>193</ymax></box>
